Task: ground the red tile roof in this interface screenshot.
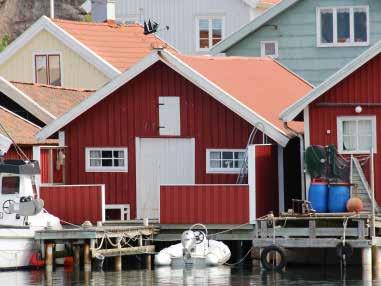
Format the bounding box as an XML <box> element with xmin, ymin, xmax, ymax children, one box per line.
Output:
<box><xmin>0</xmin><ymin>106</ymin><xmax>55</xmax><ymax>145</ymax></box>
<box><xmin>177</xmin><ymin>55</ymin><xmax>312</xmax><ymax>133</ymax></box>
<box><xmin>53</xmin><ymin>19</ymin><xmax>174</xmax><ymax>72</ymax></box>
<box><xmin>260</xmin><ymin>0</ymin><xmax>282</xmax><ymax>4</ymax></box>
<box><xmin>12</xmin><ymin>82</ymin><xmax>93</xmax><ymax>118</ymax></box>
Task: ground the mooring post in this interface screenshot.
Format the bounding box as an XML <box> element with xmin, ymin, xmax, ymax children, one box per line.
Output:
<box><xmin>115</xmin><ymin>238</ymin><xmax>122</xmax><ymax>271</ymax></box>
<box><xmin>73</xmin><ymin>245</ymin><xmax>80</xmax><ymax>266</ymax></box>
<box><xmin>45</xmin><ymin>243</ymin><xmax>54</xmax><ymax>271</ymax></box>
<box><xmin>362</xmin><ymin>247</ymin><xmax>372</xmax><ymax>284</ymax></box>
<box><xmin>373</xmin><ymin>246</ymin><xmax>381</xmax><ymax>280</ymax></box>
<box><xmin>83</xmin><ymin>242</ymin><xmax>91</xmax><ymax>272</ymax></box>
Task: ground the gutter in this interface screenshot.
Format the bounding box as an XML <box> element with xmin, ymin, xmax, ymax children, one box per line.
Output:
<box><xmin>283</xmin><ymin>122</ymin><xmax>306</xmax><ymax>201</ymax></box>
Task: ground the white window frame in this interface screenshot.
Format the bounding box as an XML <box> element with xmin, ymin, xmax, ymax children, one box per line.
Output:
<box><xmin>196</xmin><ymin>16</ymin><xmax>225</xmax><ymax>52</ymax></box>
<box><xmin>32</xmin><ymin>51</ymin><xmax>64</xmax><ymax>86</ymax></box>
<box><xmin>206</xmin><ymin>149</ymin><xmax>246</xmax><ymax>174</ymax></box>
<box><xmin>316</xmin><ymin>6</ymin><xmax>369</xmax><ymax>47</ymax></box>
<box><xmin>85</xmin><ymin>147</ymin><xmax>128</xmax><ymax>172</ymax></box>
<box><xmin>337</xmin><ymin>116</ymin><xmax>377</xmax><ymax>154</ymax></box>
<box><xmin>260</xmin><ymin>41</ymin><xmax>279</xmax><ymax>58</ymax></box>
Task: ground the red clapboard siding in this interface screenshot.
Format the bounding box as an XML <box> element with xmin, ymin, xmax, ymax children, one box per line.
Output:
<box><xmin>255</xmin><ymin>145</ymin><xmax>279</xmax><ymax>218</ymax></box>
<box><xmin>5</xmin><ymin>145</ymin><xmax>33</xmax><ymax>160</ymax></box>
<box><xmin>309</xmin><ymin>53</ymin><xmax>381</xmax><ymax>203</ymax></box>
<box><xmin>64</xmin><ymin>61</ymin><xmax>268</xmax><ymax>218</ymax></box>
<box><xmin>160</xmin><ymin>185</ymin><xmax>249</xmax><ymax>224</ymax></box>
<box><xmin>40</xmin><ymin>185</ymin><xmax>104</xmax><ymax>225</ymax></box>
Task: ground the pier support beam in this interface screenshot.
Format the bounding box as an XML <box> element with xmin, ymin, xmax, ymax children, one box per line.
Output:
<box><xmin>73</xmin><ymin>245</ymin><xmax>80</xmax><ymax>267</ymax></box>
<box><xmin>362</xmin><ymin>247</ymin><xmax>372</xmax><ymax>284</ymax></box>
<box><xmin>83</xmin><ymin>243</ymin><xmax>91</xmax><ymax>272</ymax></box>
<box><xmin>45</xmin><ymin>243</ymin><xmax>54</xmax><ymax>271</ymax></box>
<box><xmin>114</xmin><ymin>255</ymin><xmax>122</xmax><ymax>271</ymax></box>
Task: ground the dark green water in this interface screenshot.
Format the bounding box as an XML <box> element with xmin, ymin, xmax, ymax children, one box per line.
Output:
<box><xmin>0</xmin><ymin>265</ymin><xmax>378</xmax><ymax>285</ymax></box>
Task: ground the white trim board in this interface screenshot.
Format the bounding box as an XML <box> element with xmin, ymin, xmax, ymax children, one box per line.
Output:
<box><xmin>0</xmin><ymin>16</ymin><xmax>120</xmax><ymax>79</ymax></box>
<box><xmin>210</xmin><ymin>0</ymin><xmax>300</xmax><ymax>54</ymax></box>
<box><xmin>280</xmin><ymin>39</ymin><xmax>381</xmax><ymax>122</ymax></box>
<box><xmin>37</xmin><ymin>49</ymin><xmax>292</xmax><ymax>146</ymax></box>
<box><xmin>0</xmin><ymin>77</ymin><xmax>55</xmax><ymax>124</ymax></box>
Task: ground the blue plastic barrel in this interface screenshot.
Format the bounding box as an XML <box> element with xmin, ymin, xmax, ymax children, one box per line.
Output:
<box><xmin>308</xmin><ymin>181</ymin><xmax>329</xmax><ymax>213</ymax></box>
<box><xmin>328</xmin><ymin>184</ymin><xmax>350</xmax><ymax>213</ymax></box>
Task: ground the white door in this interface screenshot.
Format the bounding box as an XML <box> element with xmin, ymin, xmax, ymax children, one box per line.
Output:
<box><xmin>136</xmin><ymin>138</ymin><xmax>195</xmax><ymax>219</ymax></box>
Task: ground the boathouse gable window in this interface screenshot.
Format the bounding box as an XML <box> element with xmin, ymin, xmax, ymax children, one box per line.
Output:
<box><xmin>317</xmin><ymin>6</ymin><xmax>369</xmax><ymax>47</ymax></box>
<box><xmin>1</xmin><ymin>176</ymin><xmax>20</xmax><ymax>195</ymax></box>
<box><xmin>34</xmin><ymin>53</ymin><xmax>62</xmax><ymax>86</ymax></box>
<box><xmin>337</xmin><ymin>116</ymin><xmax>376</xmax><ymax>154</ymax></box>
<box><xmin>196</xmin><ymin>16</ymin><xmax>224</xmax><ymax>51</ymax></box>
<box><xmin>85</xmin><ymin>148</ymin><xmax>128</xmax><ymax>172</ymax></box>
<box><xmin>206</xmin><ymin>149</ymin><xmax>245</xmax><ymax>174</ymax></box>
<box><xmin>260</xmin><ymin>41</ymin><xmax>278</xmax><ymax>58</ymax></box>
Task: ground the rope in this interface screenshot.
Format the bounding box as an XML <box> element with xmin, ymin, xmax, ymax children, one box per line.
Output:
<box><xmin>224</xmin><ymin>246</ymin><xmax>254</xmax><ymax>266</ymax></box>
<box><xmin>0</xmin><ymin>121</ymin><xmax>29</xmax><ymax>161</ymax></box>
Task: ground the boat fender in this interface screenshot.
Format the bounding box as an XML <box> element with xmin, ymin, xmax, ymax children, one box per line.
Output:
<box><xmin>30</xmin><ymin>252</ymin><xmax>45</xmax><ymax>267</ymax></box>
<box><xmin>205</xmin><ymin>253</ymin><xmax>219</xmax><ymax>266</ymax></box>
<box><xmin>260</xmin><ymin>245</ymin><xmax>287</xmax><ymax>271</ymax></box>
<box><xmin>155</xmin><ymin>252</ymin><xmax>171</xmax><ymax>266</ymax></box>
<box><xmin>336</xmin><ymin>243</ymin><xmax>353</xmax><ymax>261</ymax></box>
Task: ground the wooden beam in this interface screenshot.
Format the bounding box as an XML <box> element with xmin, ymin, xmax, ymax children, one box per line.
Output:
<box><xmin>92</xmin><ymin>245</ymin><xmax>155</xmax><ymax>258</ymax></box>
<box><xmin>252</xmin><ymin>238</ymin><xmax>371</xmax><ymax>248</ymax></box>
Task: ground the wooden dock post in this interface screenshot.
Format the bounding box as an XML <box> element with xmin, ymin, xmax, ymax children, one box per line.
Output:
<box><xmin>83</xmin><ymin>242</ymin><xmax>91</xmax><ymax>272</ymax></box>
<box><xmin>45</xmin><ymin>243</ymin><xmax>54</xmax><ymax>271</ymax></box>
<box><xmin>115</xmin><ymin>255</ymin><xmax>122</xmax><ymax>271</ymax></box>
<box><xmin>73</xmin><ymin>245</ymin><xmax>80</xmax><ymax>267</ymax></box>
<box><xmin>362</xmin><ymin>247</ymin><xmax>372</xmax><ymax>283</ymax></box>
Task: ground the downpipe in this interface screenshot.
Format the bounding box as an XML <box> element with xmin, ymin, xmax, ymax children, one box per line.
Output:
<box><xmin>283</xmin><ymin>122</ymin><xmax>306</xmax><ymax>201</ymax></box>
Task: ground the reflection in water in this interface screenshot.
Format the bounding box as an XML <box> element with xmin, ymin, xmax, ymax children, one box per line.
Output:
<box><xmin>0</xmin><ymin>264</ymin><xmax>379</xmax><ymax>285</ymax></box>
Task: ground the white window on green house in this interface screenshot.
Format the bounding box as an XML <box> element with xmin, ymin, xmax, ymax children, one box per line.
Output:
<box><xmin>337</xmin><ymin>116</ymin><xmax>376</xmax><ymax>154</ymax></box>
<box><xmin>85</xmin><ymin>148</ymin><xmax>128</xmax><ymax>172</ymax></box>
<box><xmin>206</xmin><ymin>149</ymin><xmax>245</xmax><ymax>173</ymax></box>
<box><xmin>34</xmin><ymin>53</ymin><xmax>62</xmax><ymax>86</ymax></box>
<box><xmin>317</xmin><ymin>6</ymin><xmax>369</xmax><ymax>47</ymax></box>
<box><xmin>260</xmin><ymin>41</ymin><xmax>278</xmax><ymax>58</ymax></box>
<box><xmin>197</xmin><ymin>17</ymin><xmax>224</xmax><ymax>51</ymax></box>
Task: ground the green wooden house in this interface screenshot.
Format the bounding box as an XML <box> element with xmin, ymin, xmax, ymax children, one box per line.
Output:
<box><xmin>211</xmin><ymin>0</ymin><xmax>381</xmax><ymax>86</ymax></box>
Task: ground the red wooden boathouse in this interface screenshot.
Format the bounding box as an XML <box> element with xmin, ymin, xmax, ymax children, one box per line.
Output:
<box><xmin>37</xmin><ymin>49</ymin><xmax>311</xmax><ymax>224</ymax></box>
<box><xmin>281</xmin><ymin>41</ymin><xmax>381</xmax><ymax>206</ymax></box>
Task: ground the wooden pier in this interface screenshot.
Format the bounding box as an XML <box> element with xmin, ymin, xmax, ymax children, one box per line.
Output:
<box><xmin>34</xmin><ymin>223</ymin><xmax>157</xmax><ymax>271</ymax></box>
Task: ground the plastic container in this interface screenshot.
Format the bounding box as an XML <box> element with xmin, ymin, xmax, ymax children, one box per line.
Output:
<box><xmin>308</xmin><ymin>181</ymin><xmax>329</xmax><ymax>213</ymax></box>
<box><xmin>328</xmin><ymin>183</ymin><xmax>350</xmax><ymax>213</ymax></box>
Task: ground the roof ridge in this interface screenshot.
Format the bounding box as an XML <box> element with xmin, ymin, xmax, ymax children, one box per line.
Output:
<box><xmin>10</xmin><ymin>81</ymin><xmax>95</xmax><ymax>92</ymax></box>
<box><xmin>52</xmin><ymin>18</ymin><xmax>143</xmax><ymax>28</ymax></box>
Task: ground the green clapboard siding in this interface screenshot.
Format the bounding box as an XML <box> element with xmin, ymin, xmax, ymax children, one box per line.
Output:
<box><xmin>226</xmin><ymin>0</ymin><xmax>381</xmax><ymax>86</ymax></box>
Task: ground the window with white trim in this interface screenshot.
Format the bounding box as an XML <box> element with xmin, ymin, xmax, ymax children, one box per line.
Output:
<box><xmin>206</xmin><ymin>149</ymin><xmax>245</xmax><ymax>173</ymax></box>
<box><xmin>337</xmin><ymin>116</ymin><xmax>376</xmax><ymax>154</ymax></box>
<box><xmin>34</xmin><ymin>53</ymin><xmax>62</xmax><ymax>86</ymax></box>
<box><xmin>317</xmin><ymin>6</ymin><xmax>369</xmax><ymax>47</ymax></box>
<box><xmin>197</xmin><ymin>17</ymin><xmax>224</xmax><ymax>51</ymax></box>
<box><xmin>260</xmin><ymin>41</ymin><xmax>278</xmax><ymax>58</ymax></box>
<box><xmin>85</xmin><ymin>148</ymin><xmax>128</xmax><ymax>172</ymax></box>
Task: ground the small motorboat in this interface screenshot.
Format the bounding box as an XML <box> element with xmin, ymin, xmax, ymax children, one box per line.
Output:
<box><xmin>155</xmin><ymin>224</ymin><xmax>231</xmax><ymax>267</ymax></box>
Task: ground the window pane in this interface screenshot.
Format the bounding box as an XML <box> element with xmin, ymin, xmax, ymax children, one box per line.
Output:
<box><xmin>102</xmin><ymin>151</ymin><xmax>112</xmax><ymax>158</ymax></box>
<box><xmin>90</xmin><ymin>159</ymin><xmax>101</xmax><ymax>167</ymax></box>
<box><xmin>2</xmin><ymin>177</ymin><xmax>20</xmax><ymax>195</ymax></box>
<box><xmin>35</xmin><ymin>55</ymin><xmax>48</xmax><ymax>84</ymax></box>
<box><xmin>212</xmin><ymin>19</ymin><xmax>222</xmax><ymax>45</ymax></box>
<box><xmin>337</xmin><ymin>8</ymin><xmax>350</xmax><ymax>43</ymax></box>
<box><xmin>222</xmin><ymin>152</ymin><xmax>233</xmax><ymax>160</ymax></box>
<box><xmin>199</xmin><ymin>19</ymin><xmax>209</xmax><ymax>48</ymax></box>
<box><xmin>354</xmin><ymin>9</ymin><xmax>367</xmax><ymax>42</ymax></box>
<box><xmin>343</xmin><ymin>121</ymin><xmax>356</xmax><ymax>136</ymax></box>
<box><xmin>234</xmin><ymin>160</ymin><xmax>244</xmax><ymax>168</ymax></box>
<box><xmin>343</xmin><ymin>135</ymin><xmax>357</xmax><ymax>151</ymax></box>
<box><xmin>48</xmin><ymin>55</ymin><xmax>61</xmax><ymax>86</ymax></box>
<box><xmin>358</xmin><ymin>120</ymin><xmax>372</xmax><ymax>135</ymax></box>
<box><xmin>222</xmin><ymin>159</ymin><xmax>234</xmax><ymax>168</ymax></box>
<box><xmin>90</xmin><ymin>150</ymin><xmax>101</xmax><ymax>158</ymax></box>
<box><xmin>264</xmin><ymin>42</ymin><xmax>276</xmax><ymax>56</ymax></box>
<box><xmin>210</xmin><ymin>160</ymin><xmax>221</xmax><ymax>168</ymax></box>
<box><xmin>234</xmin><ymin>152</ymin><xmax>245</xmax><ymax>159</ymax></box>
<box><xmin>114</xmin><ymin>159</ymin><xmax>125</xmax><ymax>167</ymax></box>
<box><xmin>102</xmin><ymin>159</ymin><xmax>113</xmax><ymax>166</ymax></box>
<box><xmin>113</xmin><ymin>150</ymin><xmax>124</xmax><ymax>158</ymax></box>
<box><xmin>359</xmin><ymin>135</ymin><xmax>372</xmax><ymax>151</ymax></box>
<box><xmin>210</xmin><ymin>152</ymin><xmax>221</xmax><ymax>160</ymax></box>
<box><xmin>320</xmin><ymin>10</ymin><xmax>333</xmax><ymax>44</ymax></box>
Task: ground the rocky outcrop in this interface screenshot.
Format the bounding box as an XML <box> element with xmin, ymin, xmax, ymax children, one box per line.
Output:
<box><xmin>0</xmin><ymin>0</ymin><xmax>86</xmax><ymax>40</ymax></box>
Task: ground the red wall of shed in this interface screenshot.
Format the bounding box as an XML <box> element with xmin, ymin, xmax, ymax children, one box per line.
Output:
<box><xmin>5</xmin><ymin>145</ymin><xmax>32</xmax><ymax>160</ymax></box>
<box><xmin>309</xmin><ymin>53</ymin><xmax>381</xmax><ymax>203</ymax></box>
<box><xmin>63</xmin><ymin>62</ymin><xmax>267</xmax><ymax>218</ymax></box>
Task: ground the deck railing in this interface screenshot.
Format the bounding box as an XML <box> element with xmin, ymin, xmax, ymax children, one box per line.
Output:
<box><xmin>160</xmin><ymin>184</ymin><xmax>249</xmax><ymax>224</ymax></box>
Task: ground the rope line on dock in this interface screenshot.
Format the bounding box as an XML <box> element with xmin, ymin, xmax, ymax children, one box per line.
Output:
<box><xmin>224</xmin><ymin>246</ymin><xmax>254</xmax><ymax>266</ymax></box>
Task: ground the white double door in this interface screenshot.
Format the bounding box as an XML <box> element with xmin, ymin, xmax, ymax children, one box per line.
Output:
<box><xmin>136</xmin><ymin>138</ymin><xmax>195</xmax><ymax>219</ymax></box>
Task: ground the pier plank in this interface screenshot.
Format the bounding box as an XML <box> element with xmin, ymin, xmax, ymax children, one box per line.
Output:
<box><xmin>92</xmin><ymin>245</ymin><xmax>155</xmax><ymax>257</ymax></box>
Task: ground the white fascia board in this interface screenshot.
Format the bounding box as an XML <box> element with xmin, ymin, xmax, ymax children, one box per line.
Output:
<box><xmin>280</xmin><ymin>39</ymin><xmax>381</xmax><ymax>122</ymax></box>
<box><xmin>36</xmin><ymin>51</ymin><xmax>161</xmax><ymax>141</ymax></box>
<box><xmin>210</xmin><ymin>0</ymin><xmax>299</xmax><ymax>54</ymax></box>
<box><xmin>0</xmin><ymin>77</ymin><xmax>55</xmax><ymax>124</ymax></box>
<box><xmin>159</xmin><ymin>50</ymin><xmax>290</xmax><ymax>147</ymax></box>
<box><xmin>0</xmin><ymin>16</ymin><xmax>121</xmax><ymax>79</ymax></box>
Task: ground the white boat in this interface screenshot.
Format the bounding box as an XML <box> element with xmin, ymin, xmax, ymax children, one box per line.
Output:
<box><xmin>155</xmin><ymin>224</ymin><xmax>231</xmax><ymax>267</ymax></box>
<box><xmin>0</xmin><ymin>135</ymin><xmax>61</xmax><ymax>269</ymax></box>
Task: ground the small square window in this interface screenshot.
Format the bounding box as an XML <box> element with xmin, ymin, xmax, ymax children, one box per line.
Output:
<box><xmin>34</xmin><ymin>53</ymin><xmax>61</xmax><ymax>86</ymax></box>
<box><xmin>197</xmin><ymin>17</ymin><xmax>224</xmax><ymax>51</ymax></box>
<box><xmin>206</xmin><ymin>149</ymin><xmax>246</xmax><ymax>173</ymax></box>
<box><xmin>260</xmin><ymin>41</ymin><xmax>278</xmax><ymax>58</ymax></box>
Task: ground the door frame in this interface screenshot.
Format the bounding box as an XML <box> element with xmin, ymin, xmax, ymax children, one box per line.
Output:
<box><xmin>135</xmin><ymin>137</ymin><xmax>196</xmax><ymax>220</ymax></box>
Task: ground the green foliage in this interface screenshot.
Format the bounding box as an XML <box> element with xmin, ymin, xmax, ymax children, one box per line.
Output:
<box><xmin>0</xmin><ymin>34</ymin><xmax>9</xmax><ymax>52</ymax></box>
<box><xmin>84</xmin><ymin>14</ymin><xmax>92</xmax><ymax>22</ymax></box>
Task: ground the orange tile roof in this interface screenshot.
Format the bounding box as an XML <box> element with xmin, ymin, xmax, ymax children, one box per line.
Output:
<box><xmin>0</xmin><ymin>106</ymin><xmax>56</xmax><ymax>145</ymax></box>
<box><xmin>12</xmin><ymin>82</ymin><xmax>93</xmax><ymax>118</ymax></box>
<box><xmin>177</xmin><ymin>55</ymin><xmax>312</xmax><ymax>134</ymax></box>
<box><xmin>259</xmin><ymin>0</ymin><xmax>282</xmax><ymax>5</ymax></box>
<box><xmin>53</xmin><ymin>19</ymin><xmax>174</xmax><ymax>72</ymax></box>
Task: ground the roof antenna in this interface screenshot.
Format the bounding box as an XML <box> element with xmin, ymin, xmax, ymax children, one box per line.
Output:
<box><xmin>143</xmin><ymin>19</ymin><xmax>169</xmax><ymax>35</ymax></box>
<box><xmin>50</xmin><ymin>0</ymin><xmax>55</xmax><ymax>18</ymax></box>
